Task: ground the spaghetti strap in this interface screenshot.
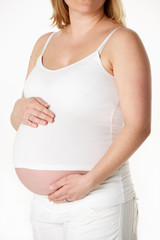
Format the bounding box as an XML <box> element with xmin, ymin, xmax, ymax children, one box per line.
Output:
<box><xmin>40</xmin><ymin>31</ymin><xmax>57</xmax><ymax>57</ymax></box>
<box><xmin>97</xmin><ymin>26</ymin><xmax>125</xmax><ymax>54</ymax></box>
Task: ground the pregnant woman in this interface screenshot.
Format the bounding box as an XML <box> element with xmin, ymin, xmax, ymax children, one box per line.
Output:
<box><xmin>10</xmin><ymin>0</ymin><xmax>151</xmax><ymax>239</ymax></box>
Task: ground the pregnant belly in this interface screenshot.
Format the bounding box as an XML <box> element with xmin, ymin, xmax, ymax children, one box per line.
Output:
<box><xmin>13</xmin><ymin>113</ymin><xmax>109</xmax><ymax>195</ymax></box>
<box><xmin>15</xmin><ymin>168</ymin><xmax>89</xmax><ymax>195</ymax></box>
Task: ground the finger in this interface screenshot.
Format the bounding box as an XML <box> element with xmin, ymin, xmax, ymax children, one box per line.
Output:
<box><xmin>27</xmin><ymin>97</ymin><xmax>54</xmax><ymax>119</ymax></box>
<box><xmin>52</xmin><ymin>199</ymin><xmax>68</xmax><ymax>204</ymax></box>
<box><xmin>50</xmin><ymin>176</ymin><xmax>68</xmax><ymax>191</ymax></box>
<box><xmin>53</xmin><ymin>195</ymin><xmax>70</xmax><ymax>202</ymax></box>
<box><xmin>31</xmin><ymin>108</ymin><xmax>54</xmax><ymax>124</ymax></box>
<box><xmin>34</xmin><ymin>103</ymin><xmax>55</xmax><ymax>119</ymax></box>
<box><xmin>28</xmin><ymin>114</ymin><xmax>48</xmax><ymax>126</ymax></box>
<box><xmin>48</xmin><ymin>186</ymin><xmax>67</xmax><ymax>200</ymax></box>
<box><xmin>21</xmin><ymin>118</ymin><xmax>38</xmax><ymax>128</ymax></box>
<box><xmin>34</xmin><ymin>99</ymin><xmax>55</xmax><ymax>118</ymax></box>
<box><xmin>34</xmin><ymin>97</ymin><xmax>50</xmax><ymax>108</ymax></box>
<box><xmin>52</xmin><ymin>200</ymin><xmax>66</xmax><ymax>203</ymax></box>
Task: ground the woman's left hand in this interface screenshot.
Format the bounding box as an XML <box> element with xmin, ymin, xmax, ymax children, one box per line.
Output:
<box><xmin>48</xmin><ymin>173</ymin><xmax>94</xmax><ymax>203</ymax></box>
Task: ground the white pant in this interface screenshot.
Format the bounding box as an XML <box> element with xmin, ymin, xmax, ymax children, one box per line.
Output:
<box><xmin>30</xmin><ymin>190</ymin><xmax>139</xmax><ymax>240</ymax></box>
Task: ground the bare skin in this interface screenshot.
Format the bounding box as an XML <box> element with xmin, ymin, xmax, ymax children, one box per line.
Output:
<box><xmin>11</xmin><ymin>0</ymin><xmax>151</xmax><ymax>201</ymax></box>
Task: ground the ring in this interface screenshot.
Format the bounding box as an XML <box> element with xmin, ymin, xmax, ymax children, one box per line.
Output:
<box><xmin>65</xmin><ymin>199</ymin><xmax>70</xmax><ymax>202</ymax></box>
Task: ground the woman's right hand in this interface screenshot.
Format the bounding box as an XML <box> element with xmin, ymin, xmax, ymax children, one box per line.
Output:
<box><xmin>13</xmin><ymin>96</ymin><xmax>55</xmax><ymax>128</ymax></box>
<box><xmin>10</xmin><ymin>32</ymin><xmax>57</xmax><ymax>131</ymax></box>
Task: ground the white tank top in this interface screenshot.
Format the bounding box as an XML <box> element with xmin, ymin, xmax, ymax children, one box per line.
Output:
<box><xmin>13</xmin><ymin>26</ymin><xmax>138</xmax><ymax>204</ymax></box>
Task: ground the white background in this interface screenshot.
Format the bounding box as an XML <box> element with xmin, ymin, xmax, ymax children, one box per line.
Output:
<box><xmin>0</xmin><ymin>0</ymin><xmax>159</xmax><ymax>239</ymax></box>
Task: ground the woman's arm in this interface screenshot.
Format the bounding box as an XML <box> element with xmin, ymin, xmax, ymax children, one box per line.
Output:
<box><xmin>10</xmin><ymin>32</ymin><xmax>55</xmax><ymax>131</ymax></box>
<box><xmin>87</xmin><ymin>28</ymin><xmax>151</xmax><ymax>189</ymax></box>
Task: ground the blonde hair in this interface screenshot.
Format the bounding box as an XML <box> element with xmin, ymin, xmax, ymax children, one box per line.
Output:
<box><xmin>49</xmin><ymin>0</ymin><xmax>126</xmax><ymax>29</ymax></box>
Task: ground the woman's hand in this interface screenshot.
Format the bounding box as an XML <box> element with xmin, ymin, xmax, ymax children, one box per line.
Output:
<box><xmin>11</xmin><ymin>97</ymin><xmax>55</xmax><ymax>130</ymax></box>
<box><xmin>48</xmin><ymin>173</ymin><xmax>94</xmax><ymax>203</ymax></box>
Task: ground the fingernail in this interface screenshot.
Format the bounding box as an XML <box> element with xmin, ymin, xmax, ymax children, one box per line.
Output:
<box><xmin>49</xmin><ymin>119</ymin><xmax>54</xmax><ymax>123</ymax></box>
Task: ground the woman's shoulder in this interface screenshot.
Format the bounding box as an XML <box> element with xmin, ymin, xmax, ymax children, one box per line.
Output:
<box><xmin>32</xmin><ymin>31</ymin><xmax>55</xmax><ymax>58</ymax></box>
<box><xmin>23</xmin><ymin>31</ymin><xmax>56</xmax><ymax>86</ymax></box>
<box><xmin>104</xmin><ymin>24</ymin><xmax>144</xmax><ymax>58</ymax></box>
<box><xmin>100</xmin><ymin>19</ymin><xmax>141</xmax><ymax>51</ymax></box>
<box><xmin>27</xmin><ymin>31</ymin><xmax>56</xmax><ymax>67</ymax></box>
<box><xmin>109</xmin><ymin>25</ymin><xmax>141</xmax><ymax>46</ymax></box>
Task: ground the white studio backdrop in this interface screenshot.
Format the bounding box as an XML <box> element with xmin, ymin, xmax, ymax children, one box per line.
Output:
<box><xmin>0</xmin><ymin>0</ymin><xmax>159</xmax><ymax>239</ymax></box>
